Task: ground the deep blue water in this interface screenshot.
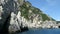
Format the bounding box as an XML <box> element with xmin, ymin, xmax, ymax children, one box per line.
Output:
<box><xmin>19</xmin><ymin>29</ymin><xmax>60</xmax><ymax>34</ymax></box>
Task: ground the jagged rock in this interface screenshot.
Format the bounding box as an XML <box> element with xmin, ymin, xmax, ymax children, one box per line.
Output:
<box><xmin>0</xmin><ymin>0</ymin><xmax>56</xmax><ymax>34</ymax></box>
<box><xmin>0</xmin><ymin>0</ymin><xmax>20</xmax><ymax>34</ymax></box>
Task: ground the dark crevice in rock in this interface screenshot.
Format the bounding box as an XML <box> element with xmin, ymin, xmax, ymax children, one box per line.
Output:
<box><xmin>58</xmin><ymin>26</ymin><xmax>60</xmax><ymax>28</ymax></box>
<box><xmin>0</xmin><ymin>14</ymin><xmax>11</xmax><ymax>34</ymax></box>
<box><xmin>20</xmin><ymin>22</ymin><xmax>28</xmax><ymax>32</ymax></box>
<box><xmin>20</xmin><ymin>27</ymin><xmax>28</xmax><ymax>32</ymax></box>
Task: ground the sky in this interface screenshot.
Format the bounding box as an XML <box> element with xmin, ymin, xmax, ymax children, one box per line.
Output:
<box><xmin>28</xmin><ymin>0</ymin><xmax>60</xmax><ymax>21</ymax></box>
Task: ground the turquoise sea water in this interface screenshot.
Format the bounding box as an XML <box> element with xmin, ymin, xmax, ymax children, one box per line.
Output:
<box><xmin>19</xmin><ymin>29</ymin><xmax>60</xmax><ymax>34</ymax></box>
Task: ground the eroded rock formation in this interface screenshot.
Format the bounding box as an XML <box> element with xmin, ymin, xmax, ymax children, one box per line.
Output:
<box><xmin>0</xmin><ymin>0</ymin><xmax>56</xmax><ymax>34</ymax></box>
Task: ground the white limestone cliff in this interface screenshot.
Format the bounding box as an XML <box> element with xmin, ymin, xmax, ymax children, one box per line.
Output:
<box><xmin>0</xmin><ymin>0</ymin><xmax>58</xmax><ymax>33</ymax></box>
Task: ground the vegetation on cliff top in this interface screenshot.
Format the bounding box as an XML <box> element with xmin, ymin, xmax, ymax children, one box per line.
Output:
<box><xmin>19</xmin><ymin>1</ymin><xmax>55</xmax><ymax>21</ymax></box>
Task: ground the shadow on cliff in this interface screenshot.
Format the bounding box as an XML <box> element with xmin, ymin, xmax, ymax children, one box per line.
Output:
<box><xmin>0</xmin><ymin>13</ymin><xmax>11</xmax><ymax>34</ymax></box>
<box><xmin>0</xmin><ymin>13</ymin><xmax>29</xmax><ymax>34</ymax></box>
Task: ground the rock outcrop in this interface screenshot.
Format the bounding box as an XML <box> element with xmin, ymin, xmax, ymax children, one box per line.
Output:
<box><xmin>0</xmin><ymin>0</ymin><xmax>56</xmax><ymax>34</ymax></box>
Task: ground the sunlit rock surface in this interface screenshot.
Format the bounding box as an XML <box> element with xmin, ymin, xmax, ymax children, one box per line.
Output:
<box><xmin>0</xmin><ymin>6</ymin><xmax>3</xmax><ymax>19</ymax></box>
<box><xmin>0</xmin><ymin>0</ymin><xmax>57</xmax><ymax>34</ymax></box>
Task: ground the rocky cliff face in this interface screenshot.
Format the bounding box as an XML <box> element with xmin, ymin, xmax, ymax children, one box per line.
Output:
<box><xmin>0</xmin><ymin>0</ymin><xmax>56</xmax><ymax>33</ymax></box>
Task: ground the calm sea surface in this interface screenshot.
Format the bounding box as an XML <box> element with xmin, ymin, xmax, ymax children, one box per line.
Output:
<box><xmin>19</xmin><ymin>29</ymin><xmax>60</xmax><ymax>34</ymax></box>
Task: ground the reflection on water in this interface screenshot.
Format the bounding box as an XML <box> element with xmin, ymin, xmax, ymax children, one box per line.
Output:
<box><xmin>19</xmin><ymin>29</ymin><xmax>60</xmax><ymax>34</ymax></box>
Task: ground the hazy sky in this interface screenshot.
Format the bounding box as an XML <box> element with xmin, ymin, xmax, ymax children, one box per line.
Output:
<box><xmin>28</xmin><ymin>0</ymin><xmax>60</xmax><ymax>21</ymax></box>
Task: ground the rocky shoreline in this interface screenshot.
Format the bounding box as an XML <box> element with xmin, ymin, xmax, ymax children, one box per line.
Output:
<box><xmin>0</xmin><ymin>0</ymin><xmax>60</xmax><ymax>34</ymax></box>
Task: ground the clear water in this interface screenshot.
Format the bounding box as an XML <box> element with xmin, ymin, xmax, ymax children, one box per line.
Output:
<box><xmin>19</xmin><ymin>29</ymin><xmax>60</xmax><ymax>34</ymax></box>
